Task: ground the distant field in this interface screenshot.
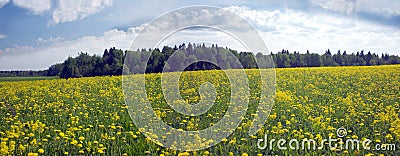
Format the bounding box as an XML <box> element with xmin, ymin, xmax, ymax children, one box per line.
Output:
<box><xmin>0</xmin><ymin>76</ymin><xmax>58</xmax><ymax>82</ymax></box>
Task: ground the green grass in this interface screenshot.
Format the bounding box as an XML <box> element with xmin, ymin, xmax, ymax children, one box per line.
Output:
<box><xmin>0</xmin><ymin>76</ymin><xmax>59</xmax><ymax>82</ymax></box>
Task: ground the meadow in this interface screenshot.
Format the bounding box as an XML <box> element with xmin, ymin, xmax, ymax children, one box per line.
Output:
<box><xmin>0</xmin><ymin>65</ymin><xmax>399</xmax><ymax>155</ymax></box>
<box><xmin>0</xmin><ymin>77</ymin><xmax>58</xmax><ymax>82</ymax></box>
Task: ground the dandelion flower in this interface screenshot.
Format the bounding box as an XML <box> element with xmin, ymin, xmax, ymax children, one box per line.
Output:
<box><xmin>38</xmin><ymin>149</ymin><xmax>44</xmax><ymax>154</ymax></box>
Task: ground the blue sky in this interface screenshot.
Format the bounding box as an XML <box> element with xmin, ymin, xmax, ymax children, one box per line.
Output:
<box><xmin>0</xmin><ymin>0</ymin><xmax>399</xmax><ymax>70</ymax></box>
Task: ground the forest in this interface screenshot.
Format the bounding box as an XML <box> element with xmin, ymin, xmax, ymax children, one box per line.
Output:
<box><xmin>1</xmin><ymin>43</ymin><xmax>399</xmax><ymax>78</ymax></box>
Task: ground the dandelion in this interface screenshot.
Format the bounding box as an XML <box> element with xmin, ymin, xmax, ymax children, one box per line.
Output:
<box><xmin>79</xmin><ymin>136</ymin><xmax>85</xmax><ymax>141</ymax></box>
<box><xmin>59</xmin><ymin>132</ymin><xmax>65</xmax><ymax>137</ymax></box>
<box><xmin>38</xmin><ymin>149</ymin><xmax>44</xmax><ymax>154</ymax></box>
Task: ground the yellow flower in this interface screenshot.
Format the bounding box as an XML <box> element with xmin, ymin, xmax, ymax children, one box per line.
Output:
<box><xmin>18</xmin><ymin>144</ymin><xmax>26</xmax><ymax>151</ymax></box>
<box><xmin>27</xmin><ymin>153</ymin><xmax>38</xmax><ymax>156</ymax></box>
<box><xmin>30</xmin><ymin>138</ymin><xmax>37</xmax><ymax>145</ymax></box>
<box><xmin>70</xmin><ymin>139</ymin><xmax>78</xmax><ymax>145</ymax></box>
<box><xmin>59</xmin><ymin>132</ymin><xmax>65</xmax><ymax>137</ymax></box>
<box><xmin>38</xmin><ymin>149</ymin><xmax>44</xmax><ymax>154</ymax></box>
<box><xmin>178</xmin><ymin>152</ymin><xmax>189</xmax><ymax>156</ymax></box>
<box><xmin>242</xmin><ymin>153</ymin><xmax>248</xmax><ymax>156</ymax></box>
<box><xmin>229</xmin><ymin>138</ymin><xmax>236</xmax><ymax>144</ymax></box>
<box><xmin>79</xmin><ymin>136</ymin><xmax>85</xmax><ymax>141</ymax></box>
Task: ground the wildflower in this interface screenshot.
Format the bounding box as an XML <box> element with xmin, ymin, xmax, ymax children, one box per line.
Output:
<box><xmin>38</xmin><ymin>149</ymin><xmax>44</xmax><ymax>154</ymax></box>
<box><xmin>178</xmin><ymin>152</ymin><xmax>189</xmax><ymax>156</ymax></box>
<box><xmin>18</xmin><ymin>144</ymin><xmax>26</xmax><ymax>151</ymax></box>
<box><xmin>70</xmin><ymin>139</ymin><xmax>78</xmax><ymax>145</ymax></box>
<box><xmin>59</xmin><ymin>132</ymin><xmax>65</xmax><ymax>137</ymax></box>
<box><xmin>27</xmin><ymin>153</ymin><xmax>38</xmax><ymax>156</ymax></box>
<box><xmin>79</xmin><ymin>136</ymin><xmax>85</xmax><ymax>141</ymax></box>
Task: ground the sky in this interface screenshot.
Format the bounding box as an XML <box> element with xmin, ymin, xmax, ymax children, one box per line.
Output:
<box><xmin>0</xmin><ymin>0</ymin><xmax>399</xmax><ymax>70</ymax></box>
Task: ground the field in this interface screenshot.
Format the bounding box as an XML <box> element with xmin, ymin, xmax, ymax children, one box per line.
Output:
<box><xmin>0</xmin><ymin>65</ymin><xmax>399</xmax><ymax>155</ymax></box>
<box><xmin>0</xmin><ymin>76</ymin><xmax>58</xmax><ymax>82</ymax></box>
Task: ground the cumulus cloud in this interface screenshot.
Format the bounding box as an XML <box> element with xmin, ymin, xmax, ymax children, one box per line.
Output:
<box><xmin>1</xmin><ymin>5</ymin><xmax>400</xmax><ymax>70</ymax></box>
<box><xmin>309</xmin><ymin>0</ymin><xmax>400</xmax><ymax>15</ymax></box>
<box><xmin>12</xmin><ymin>0</ymin><xmax>51</xmax><ymax>14</ymax></box>
<box><xmin>0</xmin><ymin>27</ymin><xmax>138</xmax><ymax>70</ymax></box>
<box><xmin>0</xmin><ymin>0</ymin><xmax>9</xmax><ymax>8</ymax></box>
<box><xmin>225</xmin><ymin>6</ymin><xmax>400</xmax><ymax>54</ymax></box>
<box><xmin>49</xmin><ymin>0</ymin><xmax>113</xmax><ymax>25</ymax></box>
<box><xmin>1</xmin><ymin>0</ymin><xmax>113</xmax><ymax>25</ymax></box>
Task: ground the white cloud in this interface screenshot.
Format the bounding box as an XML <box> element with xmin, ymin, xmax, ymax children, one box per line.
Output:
<box><xmin>12</xmin><ymin>0</ymin><xmax>51</xmax><ymax>14</ymax></box>
<box><xmin>1</xmin><ymin>5</ymin><xmax>400</xmax><ymax>70</ymax></box>
<box><xmin>309</xmin><ymin>0</ymin><xmax>400</xmax><ymax>15</ymax></box>
<box><xmin>37</xmin><ymin>36</ymin><xmax>64</xmax><ymax>44</ymax></box>
<box><xmin>49</xmin><ymin>0</ymin><xmax>113</xmax><ymax>25</ymax></box>
<box><xmin>0</xmin><ymin>34</ymin><xmax>6</xmax><ymax>39</ymax></box>
<box><xmin>225</xmin><ymin>6</ymin><xmax>400</xmax><ymax>54</ymax></box>
<box><xmin>0</xmin><ymin>0</ymin><xmax>9</xmax><ymax>8</ymax></box>
<box><xmin>0</xmin><ymin>27</ymin><xmax>138</xmax><ymax>70</ymax></box>
<box><xmin>2</xmin><ymin>0</ymin><xmax>113</xmax><ymax>25</ymax></box>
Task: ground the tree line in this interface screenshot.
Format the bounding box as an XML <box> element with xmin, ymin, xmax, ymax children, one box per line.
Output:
<box><xmin>272</xmin><ymin>49</ymin><xmax>400</xmax><ymax>68</ymax></box>
<box><xmin>0</xmin><ymin>70</ymin><xmax>48</xmax><ymax>77</ymax></box>
<box><xmin>0</xmin><ymin>43</ymin><xmax>399</xmax><ymax>78</ymax></box>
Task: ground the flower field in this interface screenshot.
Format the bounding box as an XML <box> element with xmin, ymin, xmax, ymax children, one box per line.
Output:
<box><xmin>1</xmin><ymin>65</ymin><xmax>399</xmax><ymax>155</ymax></box>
